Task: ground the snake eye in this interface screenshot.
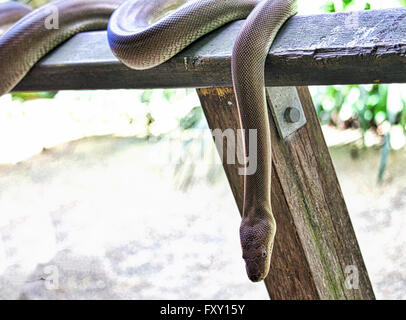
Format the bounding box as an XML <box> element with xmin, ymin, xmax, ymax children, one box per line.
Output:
<box><xmin>262</xmin><ymin>251</ymin><xmax>267</xmax><ymax>258</ymax></box>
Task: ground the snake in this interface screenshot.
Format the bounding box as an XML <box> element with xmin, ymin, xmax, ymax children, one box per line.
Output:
<box><xmin>0</xmin><ymin>0</ymin><xmax>297</xmax><ymax>282</ymax></box>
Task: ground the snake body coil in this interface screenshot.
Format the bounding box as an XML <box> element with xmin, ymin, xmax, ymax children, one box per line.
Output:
<box><xmin>0</xmin><ymin>0</ymin><xmax>297</xmax><ymax>282</ymax></box>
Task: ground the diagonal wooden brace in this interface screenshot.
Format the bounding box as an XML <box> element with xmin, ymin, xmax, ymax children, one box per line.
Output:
<box><xmin>197</xmin><ymin>86</ymin><xmax>375</xmax><ymax>300</ymax></box>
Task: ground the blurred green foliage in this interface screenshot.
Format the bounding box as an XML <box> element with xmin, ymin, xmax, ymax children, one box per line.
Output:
<box><xmin>314</xmin><ymin>85</ymin><xmax>390</xmax><ymax>131</ymax></box>
<box><xmin>11</xmin><ymin>91</ymin><xmax>57</xmax><ymax>101</ymax></box>
<box><xmin>316</xmin><ymin>0</ymin><xmax>406</xmax><ymax>134</ymax></box>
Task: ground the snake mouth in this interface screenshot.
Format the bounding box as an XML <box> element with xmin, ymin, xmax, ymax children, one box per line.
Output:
<box><xmin>245</xmin><ymin>261</ymin><xmax>266</xmax><ymax>282</ymax></box>
<box><xmin>248</xmin><ymin>272</ymin><xmax>263</xmax><ymax>282</ymax></box>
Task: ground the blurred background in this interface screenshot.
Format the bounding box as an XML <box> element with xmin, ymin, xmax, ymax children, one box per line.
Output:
<box><xmin>0</xmin><ymin>0</ymin><xmax>405</xmax><ymax>299</ymax></box>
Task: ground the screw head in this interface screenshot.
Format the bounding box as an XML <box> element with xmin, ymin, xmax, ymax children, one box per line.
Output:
<box><xmin>284</xmin><ymin>107</ymin><xmax>301</xmax><ymax>123</ymax></box>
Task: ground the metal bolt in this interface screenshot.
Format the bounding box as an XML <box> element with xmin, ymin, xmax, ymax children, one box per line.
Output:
<box><xmin>284</xmin><ymin>107</ymin><xmax>301</xmax><ymax>123</ymax></box>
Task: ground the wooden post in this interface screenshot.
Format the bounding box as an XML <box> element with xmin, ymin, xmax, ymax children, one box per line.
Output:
<box><xmin>197</xmin><ymin>86</ymin><xmax>375</xmax><ymax>300</ymax></box>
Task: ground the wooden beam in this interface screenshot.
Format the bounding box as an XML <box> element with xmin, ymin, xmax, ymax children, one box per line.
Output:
<box><xmin>13</xmin><ymin>8</ymin><xmax>406</xmax><ymax>92</ymax></box>
<box><xmin>197</xmin><ymin>87</ymin><xmax>375</xmax><ymax>300</ymax></box>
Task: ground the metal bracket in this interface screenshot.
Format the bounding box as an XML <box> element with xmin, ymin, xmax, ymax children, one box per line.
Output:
<box><xmin>266</xmin><ymin>87</ymin><xmax>307</xmax><ymax>139</ymax></box>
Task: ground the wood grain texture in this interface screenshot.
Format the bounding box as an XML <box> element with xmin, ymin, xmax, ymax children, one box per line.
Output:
<box><xmin>197</xmin><ymin>87</ymin><xmax>375</xmax><ymax>300</ymax></box>
<box><xmin>13</xmin><ymin>8</ymin><xmax>406</xmax><ymax>91</ymax></box>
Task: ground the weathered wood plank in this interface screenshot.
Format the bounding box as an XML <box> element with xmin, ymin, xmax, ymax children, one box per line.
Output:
<box><xmin>197</xmin><ymin>87</ymin><xmax>375</xmax><ymax>300</ymax></box>
<box><xmin>13</xmin><ymin>8</ymin><xmax>406</xmax><ymax>92</ymax></box>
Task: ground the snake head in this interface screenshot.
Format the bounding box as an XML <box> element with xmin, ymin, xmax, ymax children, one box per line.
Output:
<box><xmin>240</xmin><ymin>212</ymin><xmax>276</xmax><ymax>282</ymax></box>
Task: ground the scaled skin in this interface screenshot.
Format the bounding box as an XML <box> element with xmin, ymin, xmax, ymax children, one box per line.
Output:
<box><xmin>240</xmin><ymin>206</ymin><xmax>276</xmax><ymax>282</ymax></box>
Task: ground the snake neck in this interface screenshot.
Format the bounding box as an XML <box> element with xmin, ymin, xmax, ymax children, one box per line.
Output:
<box><xmin>243</xmin><ymin>198</ymin><xmax>272</xmax><ymax>223</ymax></box>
